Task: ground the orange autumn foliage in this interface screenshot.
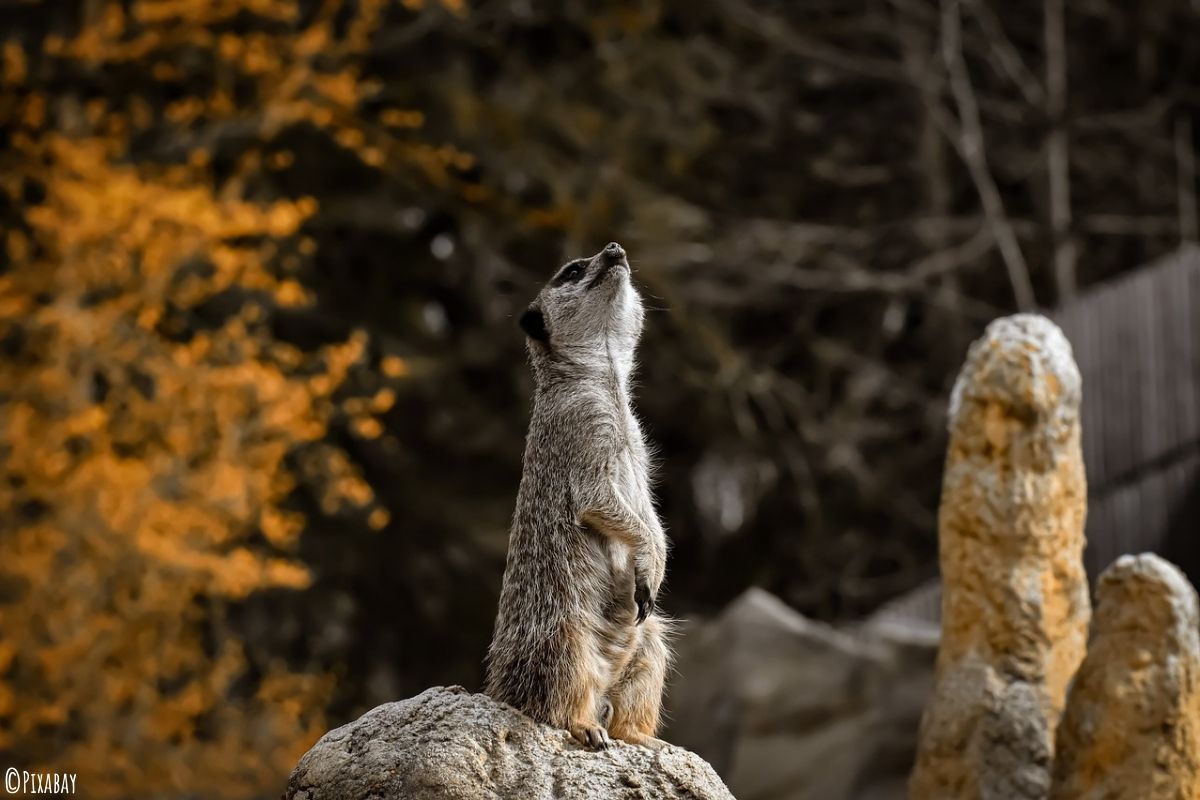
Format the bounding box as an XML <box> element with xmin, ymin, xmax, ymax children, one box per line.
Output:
<box><xmin>0</xmin><ymin>137</ymin><xmax>353</xmax><ymax>798</ymax></box>
<box><xmin>0</xmin><ymin>0</ymin><xmax>442</xmax><ymax>795</ymax></box>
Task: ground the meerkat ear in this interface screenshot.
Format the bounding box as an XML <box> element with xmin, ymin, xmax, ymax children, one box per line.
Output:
<box><xmin>519</xmin><ymin>306</ymin><xmax>549</xmax><ymax>343</ymax></box>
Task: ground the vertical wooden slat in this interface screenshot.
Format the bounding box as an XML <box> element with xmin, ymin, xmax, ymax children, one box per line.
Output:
<box><xmin>1052</xmin><ymin>248</ymin><xmax>1200</xmax><ymax>578</ymax></box>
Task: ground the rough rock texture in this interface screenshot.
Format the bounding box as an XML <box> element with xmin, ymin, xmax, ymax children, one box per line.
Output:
<box><xmin>1051</xmin><ymin>554</ymin><xmax>1200</xmax><ymax>800</ymax></box>
<box><xmin>909</xmin><ymin>314</ymin><xmax>1091</xmax><ymax>800</ymax></box>
<box><xmin>666</xmin><ymin>588</ymin><xmax>936</xmax><ymax>800</ymax></box>
<box><xmin>284</xmin><ymin>686</ymin><xmax>734</xmax><ymax>800</ymax></box>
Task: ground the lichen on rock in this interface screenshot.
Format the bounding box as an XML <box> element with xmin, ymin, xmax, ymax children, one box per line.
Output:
<box><xmin>284</xmin><ymin>686</ymin><xmax>735</xmax><ymax>800</ymax></box>
<box><xmin>1050</xmin><ymin>553</ymin><xmax>1200</xmax><ymax>800</ymax></box>
<box><xmin>909</xmin><ymin>314</ymin><xmax>1091</xmax><ymax>800</ymax></box>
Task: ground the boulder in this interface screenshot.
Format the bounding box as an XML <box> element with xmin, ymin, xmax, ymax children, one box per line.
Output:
<box><xmin>1051</xmin><ymin>553</ymin><xmax>1200</xmax><ymax>800</ymax></box>
<box><xmin>909</xmin><ymin>314</ymin><xmax>1091</xmax><ymax>800</ymax></box>
<box><xmin>284</xmin><ymin>685</ymin><xmax>734</xmax><ymax>800</ymax></box>
<box><xmin>666</xmin><ymin>587</ymin><xmax>936</xmax><ymax>800</ymax></box>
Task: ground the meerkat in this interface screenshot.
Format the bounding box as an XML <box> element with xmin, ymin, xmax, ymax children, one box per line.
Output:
<box><xmin>485</xmin><ymin>241</ymin><xmax>671</xmax><ymax>750</ymax></box>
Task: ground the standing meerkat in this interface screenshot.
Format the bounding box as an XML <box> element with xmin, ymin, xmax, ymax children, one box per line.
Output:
<box><xmin>485</xmin><ymin>241</ymin><xmax>671</xmax><ymax>749</ymax></box>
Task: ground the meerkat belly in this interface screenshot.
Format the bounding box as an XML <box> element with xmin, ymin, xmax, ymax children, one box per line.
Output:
<box><xmin>603</xmin><ymin>537</ymin><xmax>636</xmax><ymax>616</ymax></box>
<box><xmin>576</xmin><ymin>529</ymin><xmax>634</xmax><ymax>619</ymax></box>
<box><xmin>577</xmin><ymin>529</ymin><xmax>639</xmax><ymax>678</ymax></box>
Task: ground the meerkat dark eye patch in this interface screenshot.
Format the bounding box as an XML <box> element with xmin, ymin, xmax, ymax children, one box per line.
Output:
<box><xmin>518</xmin><ymin>306</ymin><xmax>549</xmax><ymax>342</ymax></box>
<box><xmin>551</xmin><ymin>260</ymin><xmax>588</xmax><ymax>287</ymax></box>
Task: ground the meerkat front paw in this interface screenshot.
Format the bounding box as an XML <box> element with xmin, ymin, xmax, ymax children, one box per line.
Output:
<box><xmin>634</xmin><ymin>558</ymin><xmax>661</xmax><ymax>623</ymax></box>
<box><xmin>634</xmin><ymin>579</ymin><xmax>655</xmax><ymax>623</ymax></box>
<box><xmin>570</xmin><ymin>722</ymin><xmax>612</xmax><ymax>749</ymax></box>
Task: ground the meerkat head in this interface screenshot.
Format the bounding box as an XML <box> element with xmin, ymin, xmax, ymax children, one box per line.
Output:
<box><xmin>519</xmin><ymin>242</ymin><xmax>645</xmax><ymax>374</ymax></box>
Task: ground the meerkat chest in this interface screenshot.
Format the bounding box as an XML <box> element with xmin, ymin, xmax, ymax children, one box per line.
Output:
<box><xmin>613</xmin><ymin>447</ymin><xmax>649</xmax><ymax>499</ymax></box>
<box><xmin>611</xmin><ymin>411</ymin><xmax>652</xmax><ymax>505</ymax></box>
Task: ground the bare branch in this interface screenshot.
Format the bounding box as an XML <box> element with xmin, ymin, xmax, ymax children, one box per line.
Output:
<box><xmin>970</xmin><ymin>0</ymin><xmax>1045</xmax><ymax>106</ymax></box>
<box><xmin>1045</xmin><ymin>0</ymin><xmax>1077</xmax><ymax>302</ymax></box>
<box><xmin>1081</xmin><ymin>215</ymin><xmax>1180</xmax><ymax>237</ymax></box>
<box><xmin>714</xmin><ymin>0</ymin><xmax>906</xmax><ymax>83</ymax></box>
<box><xmin>941</xmin><ymin>0</ymin><xmax>1037</xmax><ymax>310</ymax></box>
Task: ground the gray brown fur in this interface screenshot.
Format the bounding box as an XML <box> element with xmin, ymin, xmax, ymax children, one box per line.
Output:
<box><xmin>485</xmin><ymin>242</ymin><xmax>672</xmax><ymax>749</ymax></box>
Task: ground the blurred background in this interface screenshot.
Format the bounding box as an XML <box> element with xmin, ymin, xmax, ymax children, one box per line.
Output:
<box><xmin>1</xmin><ymin>0</ymin><xmax>1199</xmax><ymax>797</ymax></box>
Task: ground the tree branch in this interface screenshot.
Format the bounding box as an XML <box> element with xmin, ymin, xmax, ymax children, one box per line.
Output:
<box><xmin>941</xmin><ymin>0</ymin><xmax>1037</xmax><ymax>310</ymax></box>
<box><xmin>1045</xmin><ymin>0</ymin><xmax>1076</xmax><ymax>302</ymax></box>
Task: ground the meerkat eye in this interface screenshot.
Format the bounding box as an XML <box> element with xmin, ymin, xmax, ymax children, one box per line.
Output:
<box><xmin>553</xmin><ymin>260</ymin><xmax>588</xmax><ymax>286</ymax></box>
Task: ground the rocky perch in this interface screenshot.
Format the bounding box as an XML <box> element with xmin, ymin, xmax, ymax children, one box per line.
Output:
<box><xmin>284</xmin><ymin>686</ymin><xmax>735</xmax><ymax>800</ymax></box>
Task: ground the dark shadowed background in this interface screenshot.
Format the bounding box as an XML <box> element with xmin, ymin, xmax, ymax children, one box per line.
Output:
<box><xmin>1</xmin><ymin>0</ymin><xmax>1198</xmax><ymax>796</ymax></box>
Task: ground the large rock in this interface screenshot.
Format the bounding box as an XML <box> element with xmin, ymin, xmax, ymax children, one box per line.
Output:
<box><xmin>284</xmin><ymin>686</ymin><xmax>734</xmax><ymax>800</ymax></box>
<box><xmin>909</xmin><ymin>314</ymin><xmax>1091</xmax><ymax>800</ymax></box>
<box><xmin>666</xmin><ymin>588</ymin><xmax>936</xmax><ymax>800</ymax></box>
<box><xmin>1051</xmin><ymin>554</ymin><xmax>1200</xmax><ymax>799</ymax></box>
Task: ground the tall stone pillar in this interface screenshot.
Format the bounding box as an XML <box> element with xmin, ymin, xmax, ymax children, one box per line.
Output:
<box><xmin>910</xmin><ymin>314</ymin><xmax>1090</xmax><ymax>800</ymax></box>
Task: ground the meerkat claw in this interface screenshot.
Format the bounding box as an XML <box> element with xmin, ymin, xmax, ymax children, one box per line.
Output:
<box><xmin>635</xmin><ymin>581</ymin><xmax>654</xmax><ymax>623</ymax></box>
<box><xmin>571</xmin><ymin>724</ymin><xmax>612</xmax><ymax>750</ymax></box>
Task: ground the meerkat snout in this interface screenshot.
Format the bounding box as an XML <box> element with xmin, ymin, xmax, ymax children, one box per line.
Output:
<box><xmin>584</xmin><ymin>242</ymin><xmax>628</xmax><ymax>290</ymax></box>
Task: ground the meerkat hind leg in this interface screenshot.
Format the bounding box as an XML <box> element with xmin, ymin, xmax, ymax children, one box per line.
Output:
<box><xmin>606</xmin><ymin>616</ymin><xmax>669</xmax><ymax>749</ymax></box>
<box><xmin>564</xmin><ymin>680</ymin><xmax>611</xmax><ymax>749</ymax></box>
<box><xmin>561</xmin><ymin>632</ymin><xmax>612</xmax><ymax>750</ymax></box>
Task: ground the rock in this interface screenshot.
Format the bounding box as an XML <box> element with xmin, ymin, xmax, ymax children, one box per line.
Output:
<box><xmin>909</xmin><ymin>314</ymin><xmax>1091</xmax><ymax>800</ymax></box>
<box><xmin>666</xmin><ymin>588</ymin><xmax>936</xmax><ymax>800</ymax></box>
<box><xmin>284</xmin><ymin>685</ymin><xmax>734</xmax><ymax>800</ymax></box>
<box><xmin>865</xmin><ymin>578</ymin><xmax>942</xmax><ymax>638</ymax></box>
<box><xmin>1051</xmin><ymin>554</ymin><xmax>1200</xmax><ymax>800</ymax></box>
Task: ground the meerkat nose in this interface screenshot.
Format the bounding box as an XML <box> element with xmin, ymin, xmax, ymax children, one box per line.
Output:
<box><xmin>603</xmin><ymin>242</ymin><xmax>626</xmax><ymax>261</ymax></box>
